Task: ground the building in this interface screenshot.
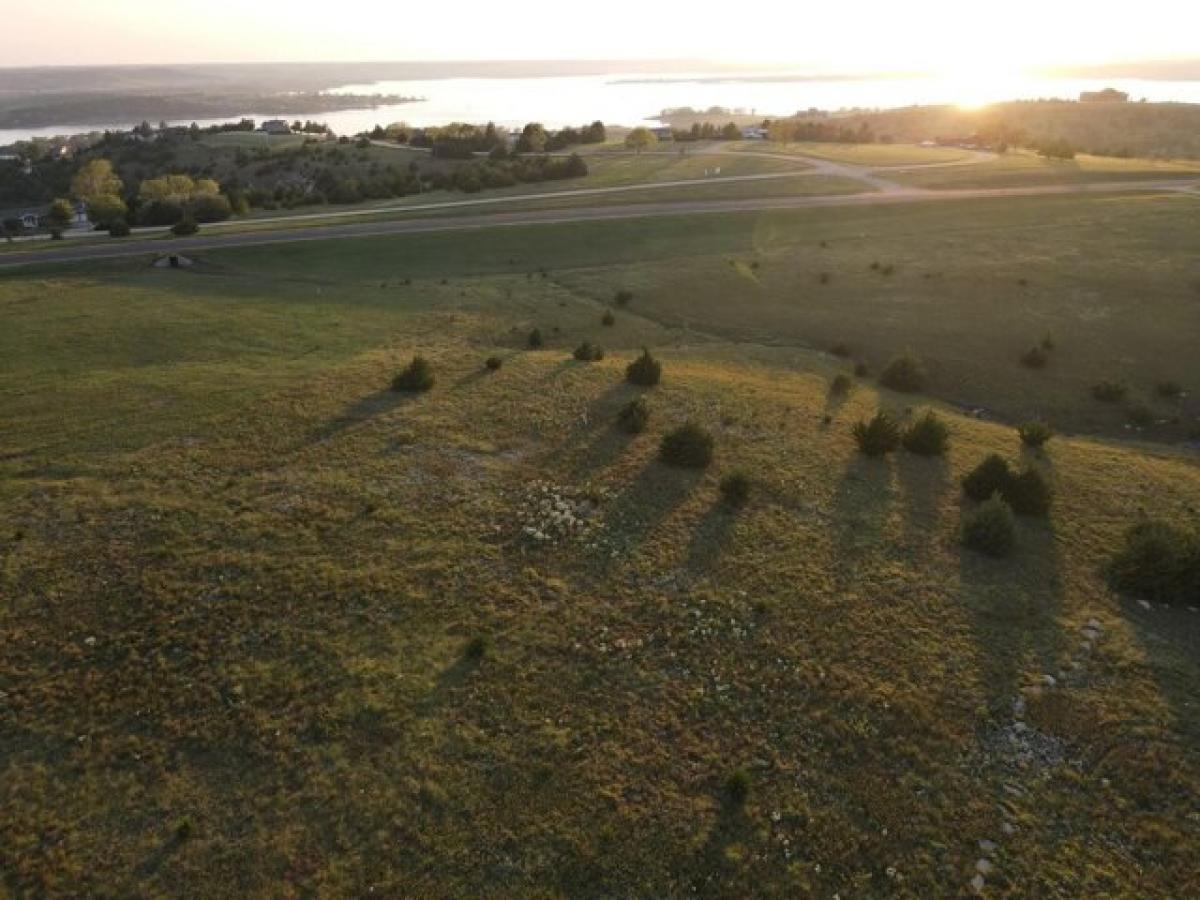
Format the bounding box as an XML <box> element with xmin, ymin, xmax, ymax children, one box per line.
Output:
<box><xmin>650</xmin><ymin>125</ymin><xmax>674</xmax><ymax>142</ymax></box>
<box><xmin>741</xmin><ymin>126</ymin><xmax>769</xmax><ymax>140</ymax></box>
<box><xmin>261</xmin><ymin>119</ymin><xmax>293</xmax><ymax>135</ymax></box>
<box><xmin>1080</xmin><ymin>88</ymin><xmax>1129</xmax><ymax>103</ymax></box>
<box><xmin>20</xmin><ymin>212</ymin><xmax>40</xmax><ymax>229</ymax></box>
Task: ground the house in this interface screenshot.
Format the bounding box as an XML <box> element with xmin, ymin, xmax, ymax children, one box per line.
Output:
<box><xmin>741</xmin><ymin>127</ymin><xmax>768</xmax><ymax>140</ymax></box>
<box><xmin>261</xmin><ymin>119</ymin><xmax>293</xmax><ymax>135</ymax></box>
<box><xmin>73</xmin><ymin>201</ymin><xmax>88</xmax><ymax>226</ymax></box>
<box><xmin>20</xmin><ymin>212</ymin><xmax>41</xmax><ymax>229</ymax></box>
<box><xmin>1080</xmin><ymin>87</ymin><xmax>1129</xmax><ymax>103</ymax></box>
<box><xmin>650</xmin><ymin>125</ymin><xmax>674</xmax><ymax>142</ymax></box>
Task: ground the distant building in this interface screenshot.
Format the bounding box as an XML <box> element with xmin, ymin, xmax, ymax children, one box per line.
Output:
<box><xmin>741</xmin><ymin>127</ymin><xmax>768</xmax><ymax>140</ymax></box>
<box><xmin>20</xmin><ymin>212</ymin><xmax>40</xmax><ymax>229</ymax></box>
<box><xmin>650</xmin><ymin>125</ymin><xmax>674</xmax><ymax>141</ymax></box>
<box><xmin>261</xmin><ymin>119</ymin><xmax>293</xmax><ymax>135</ymax></box>
<box><xmin>1080</xmin><ymin>88</ymin><xmax>1129</xmax><ymax>103</ymax></box>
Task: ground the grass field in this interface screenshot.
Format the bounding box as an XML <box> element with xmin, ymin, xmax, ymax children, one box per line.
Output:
<box><xmin>888</xmin><ymin>151</ymin><xmax>1200</xmax><ymax>189</ymax></box>
<box><xmin>729</xmin><ymin>141</ymin><xmax>978</xmax><ymax>166</ymax></box>
<box><xmin>2</xmin><ymin>194</ymin><xmax>1199</xmax><ymax>897</ymax></box>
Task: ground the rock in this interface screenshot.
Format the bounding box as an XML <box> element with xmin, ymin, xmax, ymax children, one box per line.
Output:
<box><xmin>976</xmin><ymin>858</ymin><xmax>994</xmax><ymax>875</ymax></box>
<box><xmin>1042</xmin><ymin>674</ymin><xmax>1057</xmax><ymax>688</ymax></box>
<box><xmin>1001</xmin><ymin>821</ymin><xmax>1016</xmax><ymax>835</ymax></box>
<box><xmin>84</xmin><ymin>636</ymin><xmax>97</xmax><ymax>647</ymax></box>
<box><xmin>1081</xmin><ymin>626</ymin><xmax>1101</xmax><ymax>641</ymax></box>
<box><xmin>970</xmin><ymin>873</ymin><xmax>985</xmax><ymax>893</ymax></box>
<box><xmin>1137</xmin><ymin>599</ymin><xmax>1151</xmax><ymax>611</ymax></box>
<box><xmin>979</xmin><ymin>839</ymin><xmax>998</xmax><ymax>854</ymax></box>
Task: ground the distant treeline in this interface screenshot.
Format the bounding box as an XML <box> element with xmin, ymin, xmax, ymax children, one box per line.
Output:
<box><xmin>770</xmin><ymin>100</ymin><xmax>1200</xmax><ymax>159</ymax></box>
<box><xmin>371</xmin><ymin>120</ymin><xmax>607</xmax><ymax>158</ymax></box>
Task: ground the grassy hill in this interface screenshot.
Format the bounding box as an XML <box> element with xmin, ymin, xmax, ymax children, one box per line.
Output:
<box><xmin>1</xmin><ymin>197</ymin><xmax>1199</xmax><ymax>896</ymax></box>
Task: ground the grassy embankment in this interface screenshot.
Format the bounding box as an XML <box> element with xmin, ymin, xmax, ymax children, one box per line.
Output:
<box><xmin>1</xmin><ymin>195</ymin><xmax>1198</xmax><ymax>896</ymax></box>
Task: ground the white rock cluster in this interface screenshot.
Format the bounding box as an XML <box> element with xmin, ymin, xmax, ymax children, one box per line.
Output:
<box><xmin>517</xmin><ymin>482</ymin><xmax>610</xmax><ymax>545</ymax></box>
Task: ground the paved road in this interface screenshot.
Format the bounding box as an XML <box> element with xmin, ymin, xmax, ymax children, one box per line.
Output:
<box><xmin>2</xmin><ymin>177</ymin><xmax>1197</xmax><ymax>271</ymax></box>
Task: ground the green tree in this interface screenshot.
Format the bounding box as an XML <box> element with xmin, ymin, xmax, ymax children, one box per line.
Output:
<box><xmin>516</xmin><ymin>123</ymin><xmax>548</xmax><ymax>154</ymax></box>
<box><xmin>70</xmin><ymin>159</ymin><xmax>123</xmax><ymax>202</ymax></box>
<box><xmin>86</xmin><ymin>194</ymin><xmax>127</xmax><ymax>227</ymax></box>
<box><xmin>625</xmin><ymin>127</ymin><xmax>658</xmax><ymax>154</ymax></box>
<box><xmin>47</xmin><ymin>199</ymin><xmax>75</xmax><ymax>230</ymax></box>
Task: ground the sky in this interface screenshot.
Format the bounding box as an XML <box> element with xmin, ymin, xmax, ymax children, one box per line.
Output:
<box><xmin>8</xmin><ymin>0</ymin><xmax>1200</xmax><ymax>74</ymax></box>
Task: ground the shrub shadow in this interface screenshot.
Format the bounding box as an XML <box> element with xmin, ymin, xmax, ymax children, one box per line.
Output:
<box><xmin>893</xmin><ymin>451</ymin><xmax>952</xmax><ymax>555</ymax></box>
<box><xmin>830</xmin><ymin>454</ymin><xmax>897</xmax><ymax>583</ymax></box>
<box><xmin>297</xmin><ymin>388</ymin><xmax>419</xmax><ymax>450</ymax></box>
<box><xmin>603</xmin><ymin>458</ymin><xmax>704</xmax><ymax>565</ymax></box>
<box><xmin>685</xmin><ymin>498</ymin><xmax>740</xmax><ymax>575</ymax></box>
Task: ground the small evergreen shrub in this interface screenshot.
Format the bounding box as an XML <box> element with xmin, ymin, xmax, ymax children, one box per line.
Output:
<box><xmin>1020</xmin><ymin>346</ymin><xmax>1049</xmax><ymax>369</ymax></box>
<box><xmin>1108</xmin><ymin>520</ymin><xmax>1200</xmax><ymax>607</ymax></box>
<box><xmin>464</xmin><ymin>636</ymin><xmax>488</xmax><ymax>661</ymax></box>
<box><xmin>391</xmin><ymin>355</ymin><xmax>435</xmax><ymax>392</ymax></box>
<box><xmin>528</xmin><ymin>328</ymin><xmax>544</xmax><ymax>349</ymax></box>
<box><xmin>901</xmin><ymin>410</ymin><xmax>949</xmax><ymax>456</ymax></box>
<box><xmin>854</xmin><ymin>362</ymin><xmax>870</xmax><ymax>378</ymax></box>
<box><xmin>724</xmin><ymin>769</ymin><xmax>750</xmax><ymax>805</ymax></box>
<box><xmin>1091</xmin><ymin>380</ymin><xmax>1126</xmax><ymax>402</ymax></box>
<box><xmin>830</xmin><ymin>341</ymin><xmax>852</xmax><ymax>358</ymax></box>
<box><xmin>962</xmin><ymin>494</ymin><xmax>1017</xmax><ymax>558</ymax></box>
<box><xmin>852</xmin><ymin>412</ymin><xmax>901</xmax><ymax>457</ymax></box>
<box><xmin>626</xmin><ymin>349</ymin><xmax>662</xmax><ymax>387</ymax></box>
<box><xmin>617</xmin><ymin>397</ymin><xmax>650</xmax><ymax>434</ymax></box>
<box><xmin>1005</xmin><ymin>466</ymin><xmax>1053</xmax><ymax>517</ymax></box>
<box><xmin>1127</xmin><ymin>403</ymin><xmax>1155</xmax><ymax>427</ymax></box>
<box><xmin>601</xmin><ymin>310</ymin><xmax>615</xmax><ymax>327</ymax></box>
<box><xmin>171</xmin><ymin>218</ymin><xmax>199</xmax><ymax>236</ymax></box>
<box><xmin>1018</xmin><ymin>421</ymin><xmax>1053</xmax><ymax>448</ymax></box>
<box><xmin>660</xmin><ymin>423</ymin><xmax>714</xmax><ymax>468</ymax></box>
<box><xmin>720</xmin><ymin>471</ymin><xmax>751</xmax><ymax>507</ymax></box>
<box><xmin>109</xmin><ymin>221</ymin><xmax>131</xmax><ymax>237</ymax></box>
<box><xmin>962</xmin><ymin>454</ymin><xmax>1012</xmax><ymax>502</ymax></box>
<box><xmin>573</xmin><ymin>341</ymin><xmax>604</xmax><ymax>362</ymax></box>
<box><xmin>879</xmin><ymin>351</ymin><xmax>927</xmax><ymax>393</ymax></box>
<box><xmin>485</xmin><ymin>355</ymin><xmax>503</xmax><ymax>371</ymax></box>
<box><xmin>614</xmin><ymin>289</ymin><xmax>633</xmax><ymax>307</ymax></box>
<box><xmin>1155</xmin><ymin>380</ymin><xmax>1183</xmax><ymax>399</ymax></box>
<box><xmin>1040</xmin><ymin>332</ymin><xmax>1056</xmax><ymax>351</ymax></box>
<box><xmin>829</xmin><ymin>373</ymin><xmax>854</xmax><ymax>396</ymax></box>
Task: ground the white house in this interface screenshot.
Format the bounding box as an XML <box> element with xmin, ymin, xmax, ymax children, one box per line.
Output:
<box><xmin>650</xmin><ymin>125</ymin><xmax>674</xmax><ymax>141</ymax></box>
<box><xmin>261</xmin><ymin>119</ymin><xmax>292</xmax><ymax>135</ymax></box>
<box><xmin>741</xmin><ymin>127</ymin><xmax>768</xmax><ymax>140</ymax></box>
<box><xmin>20</xmin><ymin>212</ymin><xmax>40</xmax><ymax>229</ymax></box>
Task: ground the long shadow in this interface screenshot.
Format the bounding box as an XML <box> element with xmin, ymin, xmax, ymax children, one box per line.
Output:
<box><xmin>603</xmin><ymin>457</ymin><xmax>704</xmax><ymax>566</ymax></box>
<box><xmin>893</xmin><ymin>450</ymin><xmax>952</xmax><ymax>558</ymax></box>
<box><xmin>558</xmin><ymin>383</ymin><xmax>644</xmax><ymax>480</ymax></box>
<box><xmin>958</xmin><ymin>508</ymin><xmax>1068</xmax><ymax>720</ymax></box>
<box><xmin>685</xmin><ymin>798</ymin><xmax>755</xmax><ymax>898</ymax></box>
<box><xmin>1120</xmin><ymin>602</ymin><xmax>1200</xmax><ymax>744</ymax></box>
<box><xmin>295</xmin><ymin>388</ymin><xmax>419</xmax><ymax>451</ymax></box>
<box><xmin>830</xmin><ymin>453</ymin><xmax>897</xmax><ymax>585</ymax></box>
<box><xmin>685</xmin><ymin>498</ymin><xmax>741</xmax><ymax>576</ymax></box>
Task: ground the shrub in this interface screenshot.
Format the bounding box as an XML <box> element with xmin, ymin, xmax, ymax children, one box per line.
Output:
<box><xmin>1127</xmin><ymin>403</ymin><xmax>1155</xmax><ymax>427</ymax></box>
<box><xmin>108</xmin><ymin>221</ymin><xmax>131</xmax><ymax>237</ymax></box>
<box><xmin>391</xmin><ymin>355</ymin><xmax>435</xmax><ymax>392</ymax></box>
<box><xmin>1017</xmin><ymin>421</ymin><xmax>1053</xmax><ymax>448</ymax></box>
<box><xmin>724</xmin><ymin>769</ymin><xmax>750</xmax><ymax>805</ymax></box>
<box><xmin>962</xmin><ymin>454</ymin><xmax>1012</xmax><ymax>502</ymax></box>
<box><xmin>879</xmin><ymin>350</ymin><xmax>927</xmax><ymax>393</ymax></box>
<box><xmin>614</xmin><ymin>289</ymin><xmax>633</xmax><ymax>307</ymax></box>
<box><xmin>854</xmin><ymin>362</ymin><xmax>870</xmax><ymax>378</ymax></box>
<box><xmin>464</xmin><ymin>636</ymin><xmax>488</xmax><ymax>661</ymax></box>
<box><xmin>1005</xmin><ymin>466</ymin><xmax>1053</xmax><ymax>517</ymax></box>
<box><xmin>601</xmin><ymin>310</ymin><xmax>615</xmax><ymax>327</ymax></box>
<box><xmin>1020</xmin><ymin>346</ymin><xmax>1049</xmax><ymax>369</ymax></box>
<box><xmin>171</xmin><ymin>217</ymin><xmax>199</xmax><ymax>236</ymax></box>
<box><xmin>829</xmin><ymin>373</ymin><xmax>854</xmax><ymax>396</ymax></box>
<box><xmin>1108</xmin><ymin>520</ymin><xmax>1200</xmax><ymax>607</ymax></box>
<box><xmin>660</xmin><ymin>423</ymin><xmax>714</xmax><ymax>468</ymax></box>
<box><xmin>485</xmin><ymin>355</ymin><xmax>503</xmax><ymax>371</ymax></box>
<box><xmin>720</xmin><ymin>471</ymin><xmax>751</xmax><ymax>507</ymax></box>
<box><xmin>962</xmin><ymin>494</ymin><xmax>1016</xmax><ymax>558</ymax></box>
<box><xmin>573</xmin><ymin>341</ymin><xmax>604</xmax><ymax>362</ymax></box>
<box><xmin>626</xmin><ymin>349</ymin><xmax>662</xmax><ymax>387</ymax></box>
<box><xmin>1155</xmin><ymin>380</ymin><xmax>1183</xmax><ymax>399</ymax></box>
<box><xmin>1040</xmin><ymin>332</ymin><xmax>1056</xmax><ymax>351</ymax></box>
<box><xmin>901</xmin><ymin>410</ymin><xmax>949</xmax><ymax>456</ymax></box>
<box><xmin>852</xmin><ymin>412</ymin><xmax>901</xmax><ymax>457</ymax></box>
<box><xmin>617</xmin><ymin>397</ymin><xmax>650</xmax><ymax>434</ymax></box>
<box><xmin>1091</xmin><ymin>380</ymin><xmax>1126</xmax><ymax>402</ymax></box>
<box><xmin>830</xmin><ymin>341</ymin><xmax>852</xmax><ymax>358</ymax></box>
<box><xmin>528</xmin><ymin>328</ymin><xmax>544</xmax><ymax>349</ymax></box>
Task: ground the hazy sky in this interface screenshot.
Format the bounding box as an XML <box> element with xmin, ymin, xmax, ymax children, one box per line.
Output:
<box><xmin>9</xmin><ymin>0</ymin><xmax>1199</xmax><ymax>71</ymax></box>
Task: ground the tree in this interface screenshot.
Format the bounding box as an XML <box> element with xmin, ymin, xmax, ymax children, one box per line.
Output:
<box><xmin>516</xmin><ymin>123</ymin><xmax>548</xmax><ymax>154</ymax></box>
<box><xmin>564</xmin><ymin>153</ymin><xmax>588</xmax><ymax>177</ymax></box>
<box><xmin>86</xmin><ymin>194</ymin><xmax>127</xmax><ymax>227</ymax></box>
<box><xmin>625</xmin><ymin>127</ymin><xmax>658</xmax><ymax>154</ymax></box>
<box><xmin>140</xmin><ymin>174</ymin><xmax>198</xmax><ymax>204</ymax></box>
<box><xmin>2</xmin><ymin>217</ymin><xmax>23</xmax><ymax>242</ymax></box>
<box><xmin>71</xmin><ymin>159</ymin><xmax>123</xmax><ymax>202</ymax></box>
<box><xmin>47</xmin><ymin>199</ymin><xmax>75</xmax><ymax>230</ymax></box>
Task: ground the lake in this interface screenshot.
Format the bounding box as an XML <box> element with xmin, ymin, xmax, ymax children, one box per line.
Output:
<box><xmin>5</xmin><ymin>70</ymin><xmax>1200</xmax><ymax>145</ymax></box>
